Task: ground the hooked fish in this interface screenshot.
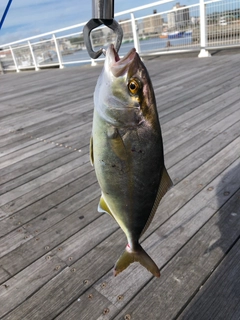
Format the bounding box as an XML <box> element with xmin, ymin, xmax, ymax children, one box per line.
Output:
<box><xmin>90</xmin><ymin>44</ymin><xmax>172</xmax><ymax>277</ymax></box>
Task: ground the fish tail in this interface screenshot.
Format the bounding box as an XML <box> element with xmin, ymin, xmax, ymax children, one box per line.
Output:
<box><xmin>114</xmin><ymin>244</ymin><xmax>160</xmax><ymax>278</ymax></box>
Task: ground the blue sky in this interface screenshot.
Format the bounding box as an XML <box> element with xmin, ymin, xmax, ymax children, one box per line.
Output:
<box><xmin>0</xmin><ymin>0</ymin><xmax>198</xmax><ymax>45</ymax></box>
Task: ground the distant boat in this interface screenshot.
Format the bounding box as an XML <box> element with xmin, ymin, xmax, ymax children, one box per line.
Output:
<box><xmin>168</xmin><ymin>31</ymin><xmax>185</xmax><ymax>39</ymax></box>
<box><xmin>185</xmin><ymin>30</ymin><xmax>192</xmax><ymax>36</ymax></box>
<box><xmin>159</xmin><ymin>32</ymin><xmax>168</xmax><ymax>39</ymax></box>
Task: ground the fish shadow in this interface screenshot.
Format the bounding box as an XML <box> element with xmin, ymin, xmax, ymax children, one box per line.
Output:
<box><xmin>179</xmin><ymin>160</ymin><xmax>240</xmax><ymax>319</ymax></box>
<box><xmin>206</xmin><ymin>160</ymin><xmax>240</xmax><ymax>253</ymax></box>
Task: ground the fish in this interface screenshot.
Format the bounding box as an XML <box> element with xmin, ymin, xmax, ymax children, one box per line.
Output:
<box><xmin>90</xmin><ymin>44</ymin><xmax>173</xmax><ymax>278</ymax></box>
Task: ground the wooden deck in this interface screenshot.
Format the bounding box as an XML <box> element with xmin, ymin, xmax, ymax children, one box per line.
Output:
<box><xmin>0</xmin><ymin>51</ymin><xmax>240</xmax><ymax>320</ymax></box>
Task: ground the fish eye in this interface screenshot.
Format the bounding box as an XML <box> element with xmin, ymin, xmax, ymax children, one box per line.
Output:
<box><xmin>128</xmin><ymin>78</ymin><xmax>141</xmax><ymax>95</ymax></box>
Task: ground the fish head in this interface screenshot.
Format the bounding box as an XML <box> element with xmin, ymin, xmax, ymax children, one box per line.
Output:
<box><xmin>94</xmin><ymin>44</ymin><xmax>158</xmax><ymax>128</ymax></box>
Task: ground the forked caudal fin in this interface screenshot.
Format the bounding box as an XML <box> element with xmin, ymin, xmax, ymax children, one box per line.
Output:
<box><xmin>114</xmin><ymin>243</ymin><xmax>160</xmax><ymax>278</ymax></box>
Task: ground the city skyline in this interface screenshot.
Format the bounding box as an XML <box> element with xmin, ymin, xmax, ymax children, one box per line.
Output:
<box><xmin>0</xmin><ymin>0</ymin><xmax>199</xmax><ymax>45</ymax></box>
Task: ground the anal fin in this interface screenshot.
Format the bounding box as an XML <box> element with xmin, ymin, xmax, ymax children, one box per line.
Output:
<box><xmin>98</xmin><ymin>195</ymin><xmax>114</xmax><ymax>218</ymax></box>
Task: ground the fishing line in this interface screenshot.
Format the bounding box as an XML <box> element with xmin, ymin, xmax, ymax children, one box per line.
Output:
<box><xmin>0</xmin><ymin>0</ymin><xmax>13</xmax><ymax>29</ymax></box>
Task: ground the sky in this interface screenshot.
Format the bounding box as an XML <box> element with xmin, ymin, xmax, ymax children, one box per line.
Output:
<box><xmin>0</xmin><ymin>0</ymin><xmax>198</xmax><ymax>45</ymax></box>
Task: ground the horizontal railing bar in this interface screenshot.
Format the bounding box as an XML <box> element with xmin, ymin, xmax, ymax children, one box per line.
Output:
<box><xmin>1</xmin><ymin>22</ymin><xmax>86</xmax><ymax>48</ymax></box>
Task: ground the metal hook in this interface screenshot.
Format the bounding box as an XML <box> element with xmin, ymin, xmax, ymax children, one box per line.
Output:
<box><xmin>83</xmin><ymin>0</ymin><xmax>122</xmax><ymax>59</ymax></box>
<box><xmin>83</xmin><ymin>18</ymin><xmax>123</xmax><ymax>59</ymax></box>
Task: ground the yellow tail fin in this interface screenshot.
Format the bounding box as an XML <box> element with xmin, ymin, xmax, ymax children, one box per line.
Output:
<box><xmin>114</xmin><ymin>244</ymin><xmax>160</xmax><ymax>278</ymax></box>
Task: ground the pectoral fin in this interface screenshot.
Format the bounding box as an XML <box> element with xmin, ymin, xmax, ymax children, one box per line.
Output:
<box><xmin>107</xmin><ymin>127</ymin><xmax>127</xmax><ymax>161</ymax></box>
<box><xmin>140</xmin><ymin>167</ymin><xmax>173</xmax><ymax>237</ymax></box>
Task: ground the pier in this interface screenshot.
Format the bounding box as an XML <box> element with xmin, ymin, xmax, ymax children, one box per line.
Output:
<box><xmin>0</xmin><ymin>50</ymin><xmax>240</xmax><ymax>319</ymax></box>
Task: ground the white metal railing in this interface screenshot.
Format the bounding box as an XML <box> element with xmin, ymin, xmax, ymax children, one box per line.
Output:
<box><xmin>0</xmin><ymin>0</ymin><xmax>239</xmax><ymax>73</ymax></box>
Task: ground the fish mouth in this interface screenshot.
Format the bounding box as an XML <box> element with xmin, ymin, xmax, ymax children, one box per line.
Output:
<box><xmin>106</xmin><ymin>44</ymin><xmax>137</xmax><ymax>77</ymax></box>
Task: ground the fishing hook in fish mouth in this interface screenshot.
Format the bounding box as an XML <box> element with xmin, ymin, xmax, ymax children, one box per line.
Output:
<box><xmin>83</xmin><ymin>18</ymin><xmax>123</xmax><ymax>59</ymax></box>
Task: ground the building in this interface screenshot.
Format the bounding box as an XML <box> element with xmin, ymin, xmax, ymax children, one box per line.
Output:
<box><xmin>167</xmin><ymin>2</ymin><xmax>190</xmax><ymax>30</ymax></box>
<box><xmin>119</xmin><ymin>19</ymin><xmax>132</xmax><ymax>40</ymax></box>
<box><xmin>142</xmin><ymin>11</ymin><xmax>164</xmax><ymax>35</ymax></box>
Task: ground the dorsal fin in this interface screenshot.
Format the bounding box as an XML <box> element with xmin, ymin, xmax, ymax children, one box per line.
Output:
<box><xmin>140</xmin><ymin>167</ymin><xmax>173</xmax><ymax>237</ymax></box>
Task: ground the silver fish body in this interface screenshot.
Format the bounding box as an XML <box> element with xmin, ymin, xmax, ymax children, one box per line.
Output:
<box><xmin>90</xmin><ymin>45</ymin><xmax>172</xmax><ymax>277</ymax></box>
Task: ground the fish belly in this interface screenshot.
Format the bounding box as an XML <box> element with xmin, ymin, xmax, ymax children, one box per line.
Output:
<box><xmin>92</xmin><ymin>111</ymin><xmax>164</xmax><ymax>241</ymax></box>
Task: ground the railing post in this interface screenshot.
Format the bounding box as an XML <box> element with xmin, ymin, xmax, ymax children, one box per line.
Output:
<box><xmin>28</xmin><ymin>41</ymin><xmax>39</xmax><ymax>71</ymax></box>
<box><xmin>131</xmin><ymin>13</ymin><xmax>140</xmax><ymax>54</ymax></box>
<box><xmin>0</xmin><ymin>60</ymin><xmax>4</xmax><ymax>74</ymax></box>
<box><xmin>91</xmin><ymin>58</ymin><xmax>97</xmax><ymax>66</ymax></box>
<box><xmin>9</xmin><ymin>46</ymin><xmax>20</xmax><ymax>72</ymax></box>
<box><xmin>198</xmin><ymin>0</ymin><xmax>211</xmax><ymax>58</ymax></box>
<box><xmin>52</xmin><ymin>34</ymin><xmax>64</xmax><ymax>69</ymax></box>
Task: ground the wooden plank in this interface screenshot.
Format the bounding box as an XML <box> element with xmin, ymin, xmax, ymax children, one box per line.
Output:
<box><xmin>162</xmin><ymin>86</ymin><xmax>240</xmax><ymax>142</ymax></box>
<box><xmin>0</xmin><ymin>114</ymin><xmax>78</xmax><ymax>148</ymax></box>
<box><xmin>0</xmin><ymin>181</ymin><xmax>99</xmax><ymax>237</ymax></box>
<box><xmin>155</xmin><ymin>58</ymin><xmax>238</xmax><ymax>104</ymax></box>
<box><xmin>143</xmin><ymin>137</ymin><xmax>240</xmax><ymax>240</ymax></box>
<box><xmin>0</xmin><ymin>227</ymin><xmax>33</xmax><ymax>258</ymax></box>
<box><xmin>0</xmin><ymin>136</ymin><xmax>48</xmax><ymax>158</ymax></box>
<box><xmin>178</xmin><ymin>239</ymin><xmax>240</xmax><ymax>320</ymax></box>
<box><xmin>0</xmin><ymin>119</ymin><xmax>89</xmax><ymax>157</ymax></box>
<box><xmin>53</xmin><ymin>214</ymin><xmax>119</xmax><ymax>266</ymax></box>
<box><xmin>40</xmin><ymin>122</ymin><xmax>91</xmax><ymax>146</ymax></box>
<box><xmin>0</xmin><ymin>142</ymin><xmax>79</xmax><ymax>178</ymax></box>
<box><xmin>167</xmin><ymin>120</ymin><xmax>240</xmax><ymax>183</ymax></box>
<box><xmin>0</xmin><ymin>141</ymin><xmax>54</xmax><ymax>170</ymax></box>
<box><xmin>0</xmin><ymin>267</ymin><xmax>9</xmax><ymax>284</ymax></box>
<box><xmin>0</xmin><ymin>144</ymin><xmax>82</xmax><ymax>190</ymax></box>
<box><xmin>1</xmin><ymin>230</ymin><xmax>125</xmax><ymax>320</ymax></box>
<box><xmin>158</xmin><ymin>54</ymin><xmax>239</xmax><ymax>96</ymax></box>
<box><xmin>164</xmin><ymin>102</ymin><xmax>240</xmax><ymax>154</ymax></box>
<box><xmin>0</xmin><ymin>133</ymin><xmax>37</xmax><ymax>152</ymax></box>
<box><xmin>0</xmin><ymin>105</ymin><xmax>29</xmax><ymax>120</ymax></box>
<box><xmin>0</xmin><ymin>144</ymin><xmax>87</xmax><ymax>187</ymax></box>
<box><xmin>0</xmin><ymin>252</ymin><xmax>67</xmax><ymax>318</ymax></box>
<box><xmin>0</xmin><ymin>164</ymin><xmax>95</xmax><ymax>218</ymax></box>
<box><xmin>0</xmin><ymin>153</ymin><xmax>90</xmax><ymax>206</ymax></box>
<box><xmin>0</xmin><ymin>187</ymin><xmax>100</xmax><ymax>275</ymax></box>
<box><xmin>159</xmin><ymin>71</ymin><xmax>240</xmax><ymax>124</ymax></box>
<box><xmin>55</xmin><ymin>287</ymin><xmax>118</xmax><ymax>320</ymax></box>
<box><xmin>23</xmin><ymin>184</ymin><xmax>100</xmax><ymax>235</ymax></box>
<box><xmin>0</xmin><ymin>74</ymin><xmax>95</xmax><ymax>104</ymax></box>
<box><xmin>0</xmin><ymin>110</ymin><xmax>59</xmax><ymax>134</ymax></box>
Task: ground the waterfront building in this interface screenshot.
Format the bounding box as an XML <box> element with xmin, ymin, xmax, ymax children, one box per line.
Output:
<box><xmin>143</xmin><ymin>10</ymin><xmax>164</xmax><ymax>35</ymax></box>
<box><xmin>167</xmin><ymin>2</ymin><xmax>190</xmax><ymax>30</ymax></box>
<box><xmin>119</xmin><ymin>19</ymin><xmax>133</xmax><ymax>40</ymax></box>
